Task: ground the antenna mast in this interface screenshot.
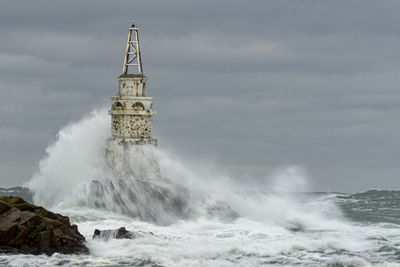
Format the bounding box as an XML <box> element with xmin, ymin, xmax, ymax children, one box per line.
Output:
<box><xmin>122</xmin><ymin>21</ymin><xmax>143</xmax><ymax>75</ymax></box>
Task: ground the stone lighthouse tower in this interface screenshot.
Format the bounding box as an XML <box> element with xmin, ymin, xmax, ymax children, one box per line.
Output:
<box><xmin>106</xmin><ymin>22</ymin><xmax>159</xmax><ymax>176</ymax></box>
<box><xmin>109</xmin><ymin>21</ymin><xmax>157</xmax><ymax>146</ymax></box>
<box><xmin>85</xmin><ymin>22</ymin><xmax>189</xmax><ymax>222</ymax></box>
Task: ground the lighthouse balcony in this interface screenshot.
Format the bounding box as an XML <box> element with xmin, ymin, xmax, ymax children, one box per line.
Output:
<box><xmin>111</xmin><ymin>97</ymin><xmax>153</xmax><ymax>109</ymax></box>
<box><xmin>108</xmin><ymin>109</ymin><xmax>156</xmax><ymax>115</ymax></box>
<box><xmin>111</xmin><ymin>96</ymin><xmax>153</xmax><ymax>101</ymax></box>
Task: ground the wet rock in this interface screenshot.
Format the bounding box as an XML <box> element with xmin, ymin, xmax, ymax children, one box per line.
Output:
<box><xmin>206</xmin><ymin>201</ymin><xmax>239</xmax><ymax>221</ymax></box>
<box><xmin>93</xmin><ymin>227</ymin><xmax>134</xmax><ymax>240</ymax></box>
<box><xmin>0</xmin><ymin>196</ymin><xmax>88</xmax><ymax>255</ymax></box>
<box><xmin>93</xmin><ymin>227</ymin><xmax>153</xmax><ymax>241</ymax></box>
<box><xmin>286</xmin><ymin>221</ymin><xmax>305</xmax><ymax>232</ymax></box>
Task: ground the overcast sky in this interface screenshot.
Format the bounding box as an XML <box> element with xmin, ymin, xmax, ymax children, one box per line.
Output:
<box><xmin>0</xmin><ymin>0</ymin><xmax>399</xmax><ymax>192</ymax></box>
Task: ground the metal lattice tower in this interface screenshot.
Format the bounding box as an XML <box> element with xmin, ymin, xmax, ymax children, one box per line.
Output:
<box><xmin>122</xmin><ymin>21</ymin><xmax>143</xmax><ymax>75</ymax></box>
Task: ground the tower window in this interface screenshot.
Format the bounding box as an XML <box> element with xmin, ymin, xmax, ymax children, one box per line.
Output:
<box><xmin>132</xmin><ymin>102</ymin><xmax>145</xmax><ymax>110</ymax></box>
<box><xmin>115</xmin><ymin>102</ymin><xmax>123</xmax><ymax>110</ymax></box>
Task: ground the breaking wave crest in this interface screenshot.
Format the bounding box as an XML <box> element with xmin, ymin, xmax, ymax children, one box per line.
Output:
<box><xmin>26</xmin><ymin>109</ymin><xmax>347</xmax><ymax>230</ymax></box>
<box><xmin>27</xmin><ymin>109</ymin><xmax>110</xmax><ymax>206</ymax></box>
<box><xmin>18</xmin><ymin>109</ymin><xmax>400</xmax><ymax>266</ymax></box>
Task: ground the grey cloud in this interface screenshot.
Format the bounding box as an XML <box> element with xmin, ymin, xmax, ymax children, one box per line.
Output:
<box><xmin>0</xmin><ymin>0</ymin><xmax>399</xmax><ymax>191</ymax></box>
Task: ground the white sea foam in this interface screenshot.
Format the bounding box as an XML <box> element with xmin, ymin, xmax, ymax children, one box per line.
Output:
<box><xmin>18</xmin><ymin>110</ymin><xmax>400</xmax><ymax>266</ymax></box>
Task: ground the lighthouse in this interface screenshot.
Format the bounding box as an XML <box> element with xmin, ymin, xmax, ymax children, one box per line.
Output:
<box><xmin>85</xmin><ymin>22</ymin><xmax>189</xmax><ymax>222</ymax></box>
<box><xmin>106</xmin><ymin>22</ymin><xmax>159</xmax><ymax>176</ymax></box>
<box><xmin>109</xmin><ymin>22</ymin><xmax>157</xmax><ymax>146</ymax></box>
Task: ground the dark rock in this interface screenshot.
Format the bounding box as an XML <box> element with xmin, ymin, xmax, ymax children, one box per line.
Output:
<box><xmin>0</xmin><ymin>196</ymin><xmax>89</xmax><ymax>255</ymax></box>
<box><xmin>286</xmin><ymin>222</ymin><xmax>304</xmax><ymax>232</ymax></box>
<box><xmin>93</xmin><ymin>227</ymin><xmax>153</xmax><ymax>241</ymax></box>
<box><xmin>93</xmin><ymin>227</ymin><xmax>134</xmax><ymax>240</ymax></box>
<box><xmin>93</xmin><ymin>229</ymin><xmax>101</xmax><ymax>237</ymax></box>
<box><xmin>206</xmin><ymin>201</ymin><xmax>239</xmax><ymax>221</ymax></box>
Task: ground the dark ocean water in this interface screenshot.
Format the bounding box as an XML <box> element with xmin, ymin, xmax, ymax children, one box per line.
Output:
<box><xmin>0</xmin><ymin>187</ymin><xmax>33</xmax><ymax>203</ymax></box>
<box><xmin>338</xmin><ymin>190</ymin><xmax>400</xmax><ymax>225</ymax></box>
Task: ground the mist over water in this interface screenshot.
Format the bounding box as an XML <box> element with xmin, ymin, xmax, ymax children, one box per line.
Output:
<box><xmin>26</xmin><ymin>109</ymin><xmax>341</xmax><ymax>228</ymax></box>
<box><xmin>27</xmin><ymin>110</ymin><xmax>110</xmax><ymax>206</ymax></box>
<box><xmin>14</xmin><ymin>110</ymin><xmax>400</xmax><ymax>266</ymax></box>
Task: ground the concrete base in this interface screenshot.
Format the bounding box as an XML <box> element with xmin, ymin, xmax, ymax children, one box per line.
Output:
<box><xmin>105</xmin><ymin>140</ymin><xmax>160</xmax><ymax>178</ymax></box>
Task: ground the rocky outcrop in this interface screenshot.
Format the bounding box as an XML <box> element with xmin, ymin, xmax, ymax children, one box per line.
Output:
<box><xmin>0</xmin><ymin>196</ymin><xmax>88</xmax><ymax>255</ymax></box>
<box><xmin>93</xmin><ymin>227</ymin><xmax>153</xmax><ymax>241</ymax></box>
<box><xmin>93</xmin><ymin>227</ymin><xmax>134</xmax><ymax>240</ymax></box>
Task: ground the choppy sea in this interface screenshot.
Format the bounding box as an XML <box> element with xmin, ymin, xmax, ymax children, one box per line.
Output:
<box><xmin>1</xmin><ymin>188</ymin><xmax>400</xmax><ymax>267</ymax></box>
<box><xmin>1</xmin><ymin>111</ymin><xmax>399</xmax><ymax>266</ymax></box>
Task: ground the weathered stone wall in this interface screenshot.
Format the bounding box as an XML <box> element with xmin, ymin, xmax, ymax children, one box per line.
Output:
<box><xmin>108</xmin><ymin>75</ymin><xmax>157</xmax><ymax>146</ymax></box>
<box><xmin>118</xmin><ymin>75</ymin><xmax>147</xmax><ymax>96</ymax></box>
<box><xmin>111</xmin><ymin>114</ymin><xmax>153</xmax><ymax>139</ymax></box>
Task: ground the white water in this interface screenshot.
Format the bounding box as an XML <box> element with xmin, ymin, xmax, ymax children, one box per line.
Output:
<box><xmin>7</xmin><ymin>110</ymin><xmax>398</xmax><ymax>266</ymax></box>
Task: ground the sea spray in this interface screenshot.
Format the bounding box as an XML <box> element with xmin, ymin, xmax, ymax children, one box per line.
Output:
<box><xmin>27</xmin><ymin>109</ymin><xmax>347</xmax><ymax>229</ymax></box>
<box><xmin>27</xmin><ymin>109</ymin><xmax>110</xmax><ymax>207</ymax></box>
<box><xmin>27</xmin><ymin>109</ymin><xmax>191</xmax><ymax>224</ymax></box>
<box><xmin>155</xmin><ymin>147</ymin><xmax>348</xmax><ymax>230</ymax></box>
<box><xmin>18</xmin><ymin>110</ymin><xmax>393</xmax><ymax>266</ymax></box>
